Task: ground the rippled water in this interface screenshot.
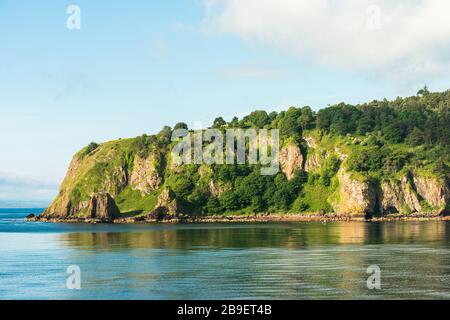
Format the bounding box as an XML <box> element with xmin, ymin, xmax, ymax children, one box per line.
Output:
<box><xmin>1</xmin><ymin>208</ymin><xmax>450</xmax><ymax>299</ymax></box>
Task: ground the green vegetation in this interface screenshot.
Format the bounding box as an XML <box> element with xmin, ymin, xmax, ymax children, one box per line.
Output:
<box><xmin>115</xmin><ymin>187</ymin><xmax>160</xmax><ymax>216</ymax></box>
<box><xmin>48</xmin><ymin>88</ymin><xmax>450</xmax><ymax>217</ymax></box>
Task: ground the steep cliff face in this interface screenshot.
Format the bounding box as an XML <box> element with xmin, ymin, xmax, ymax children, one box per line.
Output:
<box><xmin>44</xmin><ymin>131</ymin><xmax>449</xmax><ymax>220</ymax></box>
<box><xmin>130</xmin><ymin>154</ymin><xmax>162</xmax><ymax>195</ymax></box>
<box><xmin>380</xmin><ymin>174</ymin><xmax>449</xmax><ymax>214</ymax></box>
<box><xmin>413</xmin><ymin>175</ymin><xmax>450</xmax><ymax>211</ymax></box>
<box><xmin>303</xmin><ymin>136</ymin><xmax>323</xmax><ymax>173</ymax></box>
<box><xmin>304</xmin><ymin>153</ymin><xmax>322</xmax><ymax>173</ymax></box>
<box><xmin>380</xmin><ymin>176</ymin><xmax>421</xmax><ymax>214</ymax></box>
<box><xmin>87</xmin><ymin>192</ymin><xmax>120</xmax><ymax>220</ymax></box>
<box><xmin>333</xmin><ymin>169</ymin><xmax>378</xmax><ymax>216</ymax></box>
<box><xmin>44</xmin><ymin>155</ymin><xmax>87</xmax><ymax>218</ymax></box>
<box><xmin>334</xmin><ymin>171</ymin><xmax>450</xmax><ymax>216</ymax></box>
<box><xmin>44</xmin><ymin>139</ymin><xmax>136</xmax><ymax>218</ymax></box>
<box><xmin>280</xmin><ymin>144</ymin><xmax>303</xmax><ymax>180</ymax></box>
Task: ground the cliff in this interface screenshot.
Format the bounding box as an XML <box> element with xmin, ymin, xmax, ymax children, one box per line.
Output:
<box><xmin>42</xmin><ymin>90</ymin><xmax>450</xmax><ymax>221</ymax></box>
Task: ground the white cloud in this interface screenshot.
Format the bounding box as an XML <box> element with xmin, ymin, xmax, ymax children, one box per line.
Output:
<box><xmin>203</xmin><ymin>0</ymin><xmax>450</xmax><ymax>78</ymax></box>
<box><xmin>218</xmin><ymin>64</ymin><xmax>283</xmax><ymax>79</ymax></box>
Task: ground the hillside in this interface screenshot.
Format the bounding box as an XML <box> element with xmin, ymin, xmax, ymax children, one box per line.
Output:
<box><xmin>42</xmin><ymin>88</ymin><xmax>450</xmax><ymax>221</ymax></box>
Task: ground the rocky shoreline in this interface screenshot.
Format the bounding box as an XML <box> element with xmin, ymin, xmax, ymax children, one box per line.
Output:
<box><xmin>25</xmin><ymin>213</ymin><xmax>450</xmax><ymax>224</ymax></box>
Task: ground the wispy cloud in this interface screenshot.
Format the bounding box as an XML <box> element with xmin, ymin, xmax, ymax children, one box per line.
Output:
<box><xmin>0</xmin><ymin>173</ymin><xmax>58</xmax><ymax>202</ymax></box>
<box><xmin>203</xmin><ymin>0</ymin><xmax>450</xmax><ymax>79</ymax></box>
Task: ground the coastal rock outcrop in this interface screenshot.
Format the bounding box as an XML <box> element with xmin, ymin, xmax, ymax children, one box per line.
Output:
<box><xmin>87</xmin><ymin>192</ymin><xmax>120</xmax><ymax>220</ymax></box>
<box><xmin>147</xmin><ymin>187</ymin><xmax>180</xmax><ymax>219</ymax></box>
<box><xmin>43</xmin><ymin>194</ymin><xmax>90</xmax><ymax>218</ymax></box>
<box><xmin>380</xmin><ymin>174</ymin><xmax>449</xmax><ymax>215</ymax></box>
<box><xmin>333</xmin><ymin>169</ymin><xmax>377</xmax><ymax>216</ymax></box>
<box><xmin>380</xmin><ymin>176</ymin><xmax>421</xmax><ymax>214</ymax></box>
<box><xmin>413</xmin><ymin>175</ymin><xmax>450</xmax><ymax>212</ymax></box>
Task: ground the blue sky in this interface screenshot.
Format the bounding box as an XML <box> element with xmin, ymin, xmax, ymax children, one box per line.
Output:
<box><xmin>1</xmin><ymin>0</ymin><xmax>449</xmax><ymax>203</ymax></box>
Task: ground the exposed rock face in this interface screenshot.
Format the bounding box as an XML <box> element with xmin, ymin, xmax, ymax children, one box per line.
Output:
<box><xmin>413</xmin><ymin>176</ymin><xmax>450</xmax><ymax>211</ymax></box>
<box><xmin>334</xmin><ymin>147</ymin><xmax>348</xmax><ymax>161</ymax></box>
<box><xmin>303</xmin><ymin>136</ymin><xmax>323</xmax><ymax>173</ymax></box>
<box><xmin>198</xmin><ymin>165</ymin><xmax>232</xmax><ymax>197</ymax></box>
<box><xmin>87</xmin><ymin>192</ymin><xmax>120</xmax><ymax>220</ymax></box>
<box><xmin>43</xmin><ymin>155</ymin><xmax>82</xmax><ymax>218</ymax></box>
<box><xmin>43</xmin><ymin>128</ymin><xmax>450</xmax><ymax>221</ymax></box>
<box><xmin>380</xmin><ymin>174</ymin><xmax>449</xmax><ymax>214</ymax></box>
<box><xmin>44</xmin><ymin>144</ymin><xmax>132</xmax><ymax>218</ymax></box>
<box><xmin>334</xmin><ymin>169</ymin><xmax>377</xmax><ymax>216</ymax></box>
<box><xmin>148</xmin><ymin>187</ymin><xmax>180</xmax><ymax>219</ymax></box>
<box><xmin>105</xmin><ymin>166</ymin><xmax>128</xmax><ymax>196</ymax></box>
<box><xmin>130</xmin><ymin>154</ymin><xmax>162</xmax><ymax>195</ymax></box>
<box><xmin>380</xmin><ymin>177</ymin><xmax>421</xmax><ymax>214</ymax></box>
<box><xmin>304</xmin><ymin>152</ymin><xmax>322</xmax><ymax>173</ymax></box>
<box><xmin>280</xmin><ymin>144</ymin><xmax>303</xmax><ymax>180</ymax></box>
<box><xmin>304</xmin><ymin>136</ymin><xmax>317</xmax><ymax>148</ymax></box>
<box><xmin>208</xmin><ymin>180</ymin><xmax>231</xmax><ymax>197</ymax></box>
<box><xmin>43</xmin><ymin>193</ymin><xmax>89</xmax><ymax>218</ymax></box>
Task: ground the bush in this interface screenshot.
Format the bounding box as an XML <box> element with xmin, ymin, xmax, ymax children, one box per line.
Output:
<box><xmin>174</xmin><ymin>122</ymin><xmax>188</xmax><ymax>130</ymax></box>
<box><xmin>166</xmin><ymin>175</ymin><xmax>194</xmax><ymax>198</ymax></box>
<box><xmin>292</xmin><ymin>197</ymin><xmax>309</xmax><ymax>212</ymax></box>
<box><xmin>82</xmin><ymin>142</ymin><xmax>99</xmax><ymax>156</ymax></box>
<box><xmin>205</xmin><ymin>197</ymin><xmax>222</xmax><ymax>214</ymax></box>
<box><xmin>319</xmin><ymin>155</ymin><xmax>340</xmax><ymax>186</ymax></box>
<box><xmin>220</xmin><ymin>191</ymin><xmax>243</xmax><ymax>212</ymax></box>
<box><xmin>250</xmin><ymin>196</ymin><xmax>265</xmax><ymax>212</ymax></box>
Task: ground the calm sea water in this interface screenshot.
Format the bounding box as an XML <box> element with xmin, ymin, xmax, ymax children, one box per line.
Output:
<box><xmin>1</xmin><ymin>208</ymin><xmax>450</xmax><ymax>300</ymax></box>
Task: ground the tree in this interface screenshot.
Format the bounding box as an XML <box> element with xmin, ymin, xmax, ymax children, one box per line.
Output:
<box><xmin>174</xmin><ymin>122</ymin><xmax>188</xmax><ymax>130</ymax></box>
<box><xmin>383</xmin><ymin>122</ymin><xmax>407</xmax><ymax>143</ymax></box>
<box><xmin>319</xmin><ymin>155</ymin><xmax>340</xmax><ymax>186</ymax></box>
<box><xmin>292</xmin><ymin>197</ymin><xmax>309</xmax><ymax>212</ymax></box>
<box><xmin>157</xmin><ymin>126</ymin><xmax>172</xmax><ymax>145</ymax></box>
<box><xmin>406</xmin><ymin>127</ymin><xmax>425</xmax><ymax>146</ymax></box>
<box><xmin>250</xmin><ymin>196</ymin><xmax>265</xmax><ymax>212</ymax></box>
<box><xmin>268</xmin><ymin>111</ymin><xmax>278</xmax><ymax>122</ymax></box>
<box><xmin>237</xmin><ymin>171</ymin><xmax>268</xmax><ymax>201</ymax></box>
<box><xmin>417</xmin><ymin>85</ymin><xmax>430</xmax><ymax>97</ymax></box>
<box><xmin>229</xmin><ymin>116</ymin><xmax>239</xmax><ymax>127</ymax></box>
<box><xmin>298</xmin><ymin>106</ymin><xmax>315</xmax><ymax>130</ymax></box>
<box><xmin>272</xmin><ymin>186</ymin><xmax>292</xmax><ymax>210</ymax></box>
<box><xmin>244</xmin><ymin>110</ymin><xmax>269</xmax><ymax>128</ymax></box>
<box><xmin>279</xmin><ymin>107</ymin><xmax>302</xmax><ymax>141</ymax></box>
<box><xmin>213</xmin><ymin>117</ymin><xmax>226</xmax><ymax>128</ymax></box>
<box><xmin>166</xmin><ymin>174</ymin><xmax>194</xmax><ymax>198</ymax></box>
<box><xmin>219</xmin><ymin>191</ymin><xmax>242</xmax><ymax>211</ymax></box>
<box><xmin>86</xmin><ymin>142</ymin><xmax>99</xmax><ymax>154</ymax></box>
<box><xmin>205</xmin><ymin>197</ymin><xmax>222</xmax><ymax>214</ymax></box>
